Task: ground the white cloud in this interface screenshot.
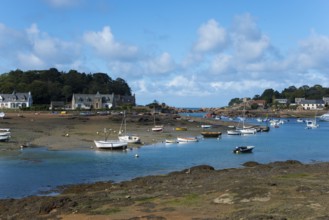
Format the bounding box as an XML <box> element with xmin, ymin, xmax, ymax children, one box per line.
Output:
<box><xmin>84</xmin><ymin>26</ymin><xmax>139</xmax><ymax>61</ymax></box>
<box><xmin>146</xmin><ymin>52</ymin><xmax>176</xmax><ymax>74</ymax></box>
<box><xmin>193</xmin><ymin>19</ymin><xmax>228</xmax><ymax>53</ymax></box>
<box><xmin>231</xmin><ymin>14</ymin><xmax>272</xmax><ymax>62</ymax></box>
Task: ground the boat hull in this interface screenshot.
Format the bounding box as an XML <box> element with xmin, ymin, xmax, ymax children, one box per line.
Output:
<box><xmin>201</xmin><ymin>131</ymin><xmax>221</xmax><ymax>138</ymax></box>
<box><xmin>233</xmin><ymin>146</ymin><xmax>254</xmax><ymax>154</ymax></box>
<box><xmin>177</xmin><ymin>137</ymin><xmax>198</xmax><ymax>142</ymax></box>
<box><xmin>94</xmin><ymin>140</ymin><xmax>128</xmax><ymax>150</ymax></box>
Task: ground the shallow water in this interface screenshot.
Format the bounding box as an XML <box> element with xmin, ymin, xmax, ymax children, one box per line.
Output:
<box><xmin>0</xmin><ymin>118</ymin><xmax>328</xmax><ymax>198</ymax></box>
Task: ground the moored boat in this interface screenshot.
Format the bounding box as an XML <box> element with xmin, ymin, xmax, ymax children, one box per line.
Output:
<box><xmin>201</xmin><ymin>131</ymin><xmax>221</xmax><ymax>138</ymax></box>
<box><xmin>233</xmin><ymin>146</ymin><xmax>254</xmax><ymax>154</ymax></box>
<box><xmin>227</xmin><ymin>129</ymin><xmax>241</xmax><ymax>135</ymax></box>
<box><xmin>165</xmin><ymin>139</ymin><xmax>178</xmax><ymax>144</ymax></box>
<box><xmin>175</xmin><ymin>127</ymin><xmax>187</xmax><ymax>131</ymax></box>
<box><xmin>94</xmin><ymin>140</ymin><xmax>128</xmax><ymax>150</ymax></box>
<box><xmin>177</xmin><ymin>137</ymin><xmax>198</xmax><ymax>142</ymax></box>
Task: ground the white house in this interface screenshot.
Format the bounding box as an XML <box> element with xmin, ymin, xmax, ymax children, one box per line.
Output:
<box><xmin>300</xmin><ymin>99</ymin><xmax>324</xmax><ymax>110</ymax></box>
<box><xmin>0</xmin><ymin>91</ymin><xmax>33</xmax><ymax>109</ymax></box>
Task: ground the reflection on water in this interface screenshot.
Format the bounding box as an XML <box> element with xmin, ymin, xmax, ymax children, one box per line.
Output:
<box><xmin>1</xmin><ymin>118</ymin><xmax>329</xmax><ymax>198</ymax></box>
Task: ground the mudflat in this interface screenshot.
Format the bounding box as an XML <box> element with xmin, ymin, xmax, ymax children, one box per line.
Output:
<box><xmin>1</xmin><ymin>112</ymin><xmax>329</xmax><ymax>219</ymax></box>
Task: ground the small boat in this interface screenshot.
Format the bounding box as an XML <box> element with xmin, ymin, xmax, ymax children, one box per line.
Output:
<box><xmin>152</xmin><ymin>125</ymin><xmax>163</xmax><ymax>132</ymax></box>
<box><xmin>165</xmin><ymin>139</ymin><xmax>178</xmax><ymax>144</ymax></box>
<box><xmin>0</xmin><ymin>128</ymin><xmax>11</xmax><ymax>141</ymax></box>
<box><xmin>201</xmin><ymin>125</ymin><xmax>212</xmax><ymax>129</ymax></box>
<box><xmin>305</xmin><ymin>120</ymin><xmax>319</xmax><ymax>129</ymax></box>
<box><xmin>175</xmin><ymin>127</ymin><xmax>187</xmax><ymax>131</ymax></box>
<box><xmin>319</xmin><ymin>112</ymin><xmax>329</xmax><ymax>122</ymax></box>
<box><xmin>233</xmin><ymin>146</ymin><xmax>254</xmax><ymax>154</ymax></box>
<box><xmin>177</xmin><ymin>137</ymin><xmax>198</xmax><ymax>142</ymax></box>
<box><xmin>118</xmin><ymin>111</ymin><xmax>141</xmax><ymax>143</ymax></box>
<box><xmin>227</xmin><ymin>130</ymin><xmax>241</xmax><ymax>135</ymax></box>
<box><xmin>95</xmin><ymin>128</ymin><xmax>128</xmax><ymax>150</ymax></box>
<box><xmin>201</xmin><ymin>131</ymin><xmax>221</xmax><ymax>138</ymax></box>
<box><xmin>238</xmin><ymin>127</ymin><xmax>257</xmax><ymax>135</ymax></box>
<box><xmin>94</xmin><ymin>140</ymin><xmax>128</xmax><ymax>150</ymax></box>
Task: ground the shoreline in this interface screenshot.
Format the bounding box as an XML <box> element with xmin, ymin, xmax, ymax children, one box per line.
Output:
<box><xmin>1</xmin><ymin>160</ymin><xmax>329</xmax><ymax>219</ymax></box>
<box><xmin>2</xmin><ymin>111</ymin><xmax>329</xmax><ymax>219</ymax></box>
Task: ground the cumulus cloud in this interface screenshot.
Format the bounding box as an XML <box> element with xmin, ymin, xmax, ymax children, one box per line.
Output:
<box><xmin>145</xmin><ymin>52</ymin><xmax>176</xmax><ymax>74</ymax></box>
<box><xmin>193</xmin><ymin>19</ymin><xmax>228</xmax><ymax>53</ymax></box>
<box><xmin>84</xmin><ymin>26</ymin><xmax>139</xmax><ymax>61</ymax></box>
<box><xmin>295</xmin><ymin>32</ymin><xmax>329</xmax><ymax>71</ymax></box>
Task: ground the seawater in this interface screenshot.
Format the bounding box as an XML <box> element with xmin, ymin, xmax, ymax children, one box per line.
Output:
<box><xmin>0</xmin><ymin>118</ymin><xmax>329</xmax><ymax>199</ymax></box>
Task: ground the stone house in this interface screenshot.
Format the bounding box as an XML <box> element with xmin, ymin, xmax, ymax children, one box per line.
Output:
<box><xmin>0</xmin><ymin>91</ymin><xmax>33</xmax><ymax>109</ymax></box>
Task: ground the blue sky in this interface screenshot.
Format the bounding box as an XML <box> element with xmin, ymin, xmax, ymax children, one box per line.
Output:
<box><xmin>1</xmin><ymin>0</ymin><xmax>329</xmax><ymax>107</ymax></box>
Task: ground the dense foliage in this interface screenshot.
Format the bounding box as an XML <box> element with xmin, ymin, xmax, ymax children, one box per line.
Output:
<box><xmin>229</xmin><ymin>85</ymin><xmax>329</xmax><ymax>106</ymax></box>
<box><xmin>0</xmin><ymin>68</ymin><xmax>132</xmax><ymax>104</ymax></box>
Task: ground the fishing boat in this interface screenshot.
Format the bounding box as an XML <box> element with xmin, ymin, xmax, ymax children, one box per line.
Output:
<box><xmin>201</xmin><ymin>131</ymin><xmax>221</xmax><ymax>138</ymax></box>
<box><xmin>177</xmin><ymin>137</ymin><xmax>198</xmax><ymax>142</ymax></box>
<box><xmin>94</xmin><ymin>128</ymin><xmax>128</xmax><ymax>150</ymax></box>
<box><xmin>118</xmin><ymin>111</ymin><xmax>141</xmax><ymax>144</ymax></box>
<box><xmin>94</xmin><ymin>140</ymin><xmax>128</xmax><ymax>150</ymax></box>
<box><xmin>233</xmin><ymin>146</ymin><xmax>255</xmax><ymax>154</ymax></box>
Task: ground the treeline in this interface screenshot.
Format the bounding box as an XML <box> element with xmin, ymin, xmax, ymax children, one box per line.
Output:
<box><xmin>229</xmin><ymin>85</ymin><xmax>329</xmax><ymax>106</ymax></box>
<box><xmin>0</xmin><ymin>68</ymin><xmax>132</xmax><ymax>105</ymax></box>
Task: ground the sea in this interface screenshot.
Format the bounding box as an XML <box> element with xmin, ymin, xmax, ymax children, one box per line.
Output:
<box><xmin>0</xmin><ymin>115</ymin><xmax>329</xmax><ymax>199</ymax></box>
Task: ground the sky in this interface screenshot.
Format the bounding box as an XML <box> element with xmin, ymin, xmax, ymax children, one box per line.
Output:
<box><xmin>0</xmin><ymin>0</ymin><xmax>329</xmax><ymax>107</ymax></box>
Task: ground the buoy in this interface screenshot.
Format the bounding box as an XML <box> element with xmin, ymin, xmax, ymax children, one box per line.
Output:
<box><xmin>65</xmin><ymin>133</ymin><xmax>69</xmax><ymax>137</ymax></box>
<box><xmin>135</xmin><ymin>154</ymin><xmax>139</xmax><ymax>158</ymax></box>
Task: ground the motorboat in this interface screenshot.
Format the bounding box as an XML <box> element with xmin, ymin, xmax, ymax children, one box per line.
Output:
<box><xmin>94</xmin><ymin>140</ymin><xmax>128</xmax><ymax>150</ymax></box>
<box><xmin>305</xmin><ymin>120</ymin><xmax>319</xmax><ymax>129</ymax></box>
<box><xmin>233</xmin><ymin>146</ymin><xmax>255</xmax><ymax>154</ymax></box>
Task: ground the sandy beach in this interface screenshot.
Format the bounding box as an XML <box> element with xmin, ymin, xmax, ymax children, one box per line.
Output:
<box><xmin>0</xmin><ymin>111</ymin><xmax>234</xmax><ymax>152</ymax></box>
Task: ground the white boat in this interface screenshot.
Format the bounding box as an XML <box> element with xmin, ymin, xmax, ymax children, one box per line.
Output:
<box><xmin>177</xmin><ymin>137</ymin><xmax>198</xmax><ymax>142</ymax></box>
<box><xmin>118</xmin><ymin>111</ymin><xmax>141</xmax><ymax>144</ymax></box>
<box><xmin>94</xmin><ymin>140</ymin><xmax>128</xmax><ymax>149</ymax></box>
<box><xmin>201</xmin><ymin>125</ymin><xmax>212</xmax><ymax>129</ymax></box>
<box><xmin>319</xmin><ymin>112</ymin><xmax>329</xmax><ymax>122</ymax></box>
<box><xmin>165</xmin><ymin>139</ymin><xmax>178</xmax><ymax>144</ymax></box>
<box><xmin>238</xmin><ymin>127</ymin><xmax>257</xmax><ymax>135</ymax></box>
<box><xmin>227</xmin><ymin>129</ymin><xmax>241</xmax><ymax>135</ymax></box>
<box><xmin>0</xmin><ymin>135</ymin><xmax>10</xmax><ymax>142</ymax></box>
<box><xmin>152</xmin><ymin>125</ymin><xmax>163</xmax><ymax>132</ymax></box>
<box><xmin>94</xmin><ymin>128</ymin><xmax>128</xmax><ymax>149</ymax></box>
<box><xmin>0</xmin><ymin>128</ymin><xmax>11</xmax><ymax>141</ymax></box>
<box><xmin>306</xmin><ymin>112</ymin><xmax>319</xmax><ymax>129</ymax></box>
<box><xmin>152</xmin><ymin>108</ymin><xmax>163</xmax><ymax>132</ymax></box>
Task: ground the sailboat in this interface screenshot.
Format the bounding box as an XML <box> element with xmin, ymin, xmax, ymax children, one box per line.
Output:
<box><xmin>118</xmin><ymin>111</ymin><xmax>141</xmax><ymax>143</ymax></box>
<box><xmin>236</xmin><ymin>102</ymin><xmax>257</xmax><ymax>135</ymax></box>
<box><xmin>151</xmin><ymin>108</ymin><xmax>163</xmax><ymax>132</ymax></box>
<box><xmin>94</xmin><ymin>128</ymin><xmax>128</xmax><ymax>150</ymax></box>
